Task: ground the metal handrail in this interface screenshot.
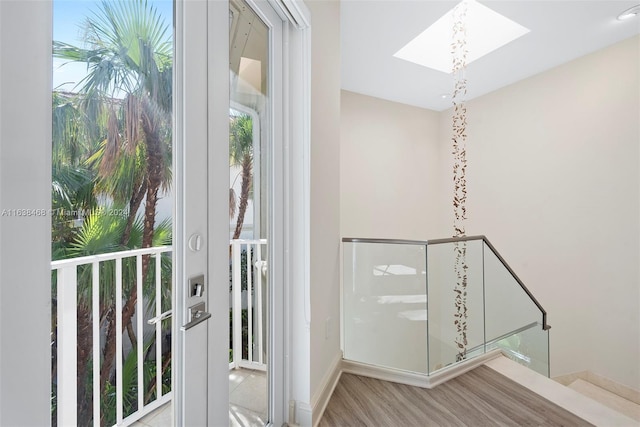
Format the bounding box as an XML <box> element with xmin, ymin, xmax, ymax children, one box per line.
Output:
<box><xmin>482</xmin><ymin>237</ymin><xmax>550</xmax><ymax>331</ymax></box>
<box><xmin>430</xmin><ymin>235</ymin><xmax>550</xmax><ymax>331</ymax></box>
<box><xmin>341</xmin><ymin>235</ymin><xmax>551</xmax><ymax>331</ymax></box>
<box><xmin>342</xmin><ymin>237</ymin><xmax>430</xmax><ymax>245</ymax></box>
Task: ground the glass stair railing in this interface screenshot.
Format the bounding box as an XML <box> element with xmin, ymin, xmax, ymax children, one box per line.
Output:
<box><xmin>342</xmin><ymin>236</ymin><xmax>550</xmax><ymax>378</ymax></box>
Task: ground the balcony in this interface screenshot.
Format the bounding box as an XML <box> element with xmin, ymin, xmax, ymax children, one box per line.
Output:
<box><xmin>51</xmin><ymin>239</ymin><xmax>267</xmax><ymax>427</ymax></box>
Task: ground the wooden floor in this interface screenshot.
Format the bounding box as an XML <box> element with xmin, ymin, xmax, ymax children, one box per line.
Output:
<box><xmin>319</xmin><ymin>366</ymin><xmax>593</xmax><ymax>426</ymax></box>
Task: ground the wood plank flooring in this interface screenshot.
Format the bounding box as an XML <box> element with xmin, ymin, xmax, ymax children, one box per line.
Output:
<box><xmin>319</xmin><ymin>366</ymin><xmax>594</xmax><ymax>426</ymax></box>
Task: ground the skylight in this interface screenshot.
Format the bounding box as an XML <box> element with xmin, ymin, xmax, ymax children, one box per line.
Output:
<box><xmin>393</xmin><ymin>0</ymin><xmax>530</xmax><ymax>73</ymax></box>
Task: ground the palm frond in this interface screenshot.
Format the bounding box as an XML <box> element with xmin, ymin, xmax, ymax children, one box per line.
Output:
<box><xmin>68</xmin><ymin>207</ymin><xmax>127</xmax><ymax>257</ymax></box>
<box><xmin>152</xmin><ymin>217</ymin><xmax>172</xmax><ymax>247</ymax></box>
<box><xmin>52</xmin><ymin>164</ymin><xmax>96</xmax><ymax>209</ymax></box>
<box><xmin>52</xmin><ymin>92</ymin><xmax>97</xmax><ymax>166</ymax></box>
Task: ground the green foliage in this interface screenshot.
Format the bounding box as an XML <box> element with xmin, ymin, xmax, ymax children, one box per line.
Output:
<box><xmin>229</xmin><ymin>248</ymin><xmax>253</xmax><ymax>292</ymax></box>
<box><xmin>87</xmin><ymin>138</ymin><xmax>148</xmax><ymax>205</ymax></box>
<box><xmin>51</xmin><ymin>332</ymin><xmax>171</xmax><ymax>426</ymax></box>
<box><xmin>100</xmin><ymin>334</ymin><xmax>170</xmax><ymax>426</ymax></box>
<box><xmin>66</xmin><ymin>208</ymin><xmax>172</xmax><ymax>258</ymax></box>
<box><xmin>229</xmin><ymin>113</ymin><xmax>253</xmax><ymax>168</ymax></box>
<box><xmin>229</xmin><ymin>112</ymin><xmax>254</xmax><ymax>238</ymax></box>
<box><xmin>229</xmin><ymin>308</ymin><xmax>250</xmax><ymax>362</ymax></box>
<box><xmin>52</xmin><ymin>92</ymin><xmax>96</xmax><ymax>165</ymax></box>
<box><xmin>54</xmin><ymin>207</ymin><xmax>172</xmax><ymax>311</ymax></box>
<box><xmin>51</xmin><ymin>93</ymin><xmax>99</xmax><ymax>253</ymax></box>
<box><xmin>53</xmin><ymin>0</ymin><xmax>173</xmax><ymax>229</ymax></box>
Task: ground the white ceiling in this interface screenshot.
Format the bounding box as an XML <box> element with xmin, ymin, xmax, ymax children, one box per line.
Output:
<box><xmin>341</xmin><ymin>0</ymin><xmax>640</xmax><ymax>111</ymax></box>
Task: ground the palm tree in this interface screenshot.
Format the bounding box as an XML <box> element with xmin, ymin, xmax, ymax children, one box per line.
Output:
<box><xmin>229</xmin><ymin>113</ymin><xmax>254</xmax><ymax>239</ymax></box>
<box><xmin>53</xmin><ymin>0</ymin><xmax>172</xmax><ymax>422</ymax></box>
<box><xmin>54</xmin><ymin>0</ymin><xmax>172</xmax><ymax>249</ymax></box>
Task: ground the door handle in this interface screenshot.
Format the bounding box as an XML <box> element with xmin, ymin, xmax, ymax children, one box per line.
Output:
<box><xmin>180</xmin><ymin>302</ymin><xmax>211</xmax><ymax>331</ymax></box>
<box><xmin>147</xmin><ymin>309</ymin><xmax>173</xmax><ymax>325</ymax></box>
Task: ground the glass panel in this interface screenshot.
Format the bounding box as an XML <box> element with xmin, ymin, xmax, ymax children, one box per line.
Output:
<box><xmin>343</xmin><ymin>242</ymin><xmax>428</xmax><ymax>374</ymax></box>
<box><xmin>488</xmin><ymin>323</ymin><xmax>550</xmax><ymax>377</ymax></box>
<box><xmin>229</xmin><ymin>0</ymin><xmax>269</xmax><ymax>424</ymax></box>
<box><xmin>52</xmin><ymin>1</ymin><xmax>174</xmax><ymax>425</ymax></box>
<box><xmin>342</xmin><ymin>237</ymin><xmax>550</xmax><ymax>378</ymax></box>
<box><xmin>427</xmin><ymin>239</ymin><xmax>484</xmax><ymax>373</ymax></box>
<box><xmin>484</xmin><ymin>242</ymin><xmax>541</xmax><ymax>343</ymax></box>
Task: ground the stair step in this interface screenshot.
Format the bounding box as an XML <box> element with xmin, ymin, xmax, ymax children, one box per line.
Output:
<box><xmin>568</xmin><ymin>379</ymin><xmax>640</xmax><ymax>422</ymax></box>
<box><xmin>486</xmin><ymin>356</ymin><xmax>637</xmax><ymax>426</ymax></box>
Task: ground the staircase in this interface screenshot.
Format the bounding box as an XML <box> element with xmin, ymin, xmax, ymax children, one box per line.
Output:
<box><xmin>553</xmin><ymin>372</ymin><xmax>640</xmax><ymax>423</ymax></box>
<box><xmin>339</xmin><ymin>235</ymin><xmax>639</xmax><ymax>426</ymax></box>
<box><xmin>487</xmin><ymin>356</ymin><xmax>639</xmax><ymax>426</ymax></box>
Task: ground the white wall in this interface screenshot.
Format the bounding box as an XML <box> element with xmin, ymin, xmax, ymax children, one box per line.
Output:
<box><xmin>341</xmin><ymin>91</ymin><xmax>443</xmax><ymax>240</ymax></box>
<box><xmin>0</xmin><ymin>1</ymin><xmax>52</xmax><ymax>425</ymax></box>
<box><xmin>308</xmin><ymin>0</ymin><xmax>342</xmax><ymax>423</ymax></box>
<box><xmin>437</xmin><ymin>35</ymin><xmax>639</xmax><ymax>389</ymax></box>
<box><xmin>341</xmin><ymin>35</ymin><xmax>639</xmax><ymax>390</ymax></box>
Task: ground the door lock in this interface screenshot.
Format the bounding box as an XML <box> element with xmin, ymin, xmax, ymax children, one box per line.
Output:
<box><xmin>189</xmin><ymin>274</ymin><xmax>205</xmax><ymax>297</ymax></box>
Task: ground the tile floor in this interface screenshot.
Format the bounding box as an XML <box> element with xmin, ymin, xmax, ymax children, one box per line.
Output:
<box><xmin>131</xmin><ymin>402</ymin><xmax>171</xmax><ymax>427</ymax></box>
<box><xmin>132</xmin><ymin>368</ymin><xmax>267</xmax><ymax>427</ymax></box>
<box><xmin>229</xmin><ymin>368</ymin><xmax>268</xmax><ymax>427</ymax></box>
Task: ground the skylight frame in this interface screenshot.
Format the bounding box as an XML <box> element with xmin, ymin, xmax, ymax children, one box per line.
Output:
<box><xmin>393</xmin><ymin>0</ymin><xmax>530</xmax><ymax>74</ymax></box>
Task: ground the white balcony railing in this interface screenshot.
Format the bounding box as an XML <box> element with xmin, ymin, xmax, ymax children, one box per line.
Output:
<box><xmin>52</xmin><ymin>240</ymin><xmax>267</xmax><ymax>426</ymax></box>
<box><xmin>52</xmin><ymin>246</ymin><xmax>173</xmax><ymax>427</ymax></box>
<box><xmin>230</xmin><ymin>239</ymin><xmax>268</xmax><ymax>371</ymax></box>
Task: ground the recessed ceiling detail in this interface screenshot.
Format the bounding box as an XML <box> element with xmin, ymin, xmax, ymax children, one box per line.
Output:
<box><xmin>393</xmin><ymin>0</ymin><xmax>530</xmax><ymax>74</ymax></box>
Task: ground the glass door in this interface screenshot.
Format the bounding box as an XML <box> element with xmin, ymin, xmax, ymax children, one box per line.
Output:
<box><xmin>50</xmin><ymin>1</ymin><xmax>286</xmax><ymax>425</ymax></box>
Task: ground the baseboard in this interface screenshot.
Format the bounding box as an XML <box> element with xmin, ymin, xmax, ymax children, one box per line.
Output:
<box><xmin>341</xmin><ymin>359</ymin><xmax>430</xmax><ymax>388</ymax></box>
<box><xmin>289</xmin><ymin>352</ymin><xmax>342</xmax><ymax>427</ymax></box>
<box><xmin>427</xmin><ymin>349</ymin><xmax>503</xmax><ymax>388</ymax></box>
<box><xmin>311</xmin><ymin>352</ymin><xmax>343</xmax><ymax>427</ymax></box>
<box><xmin>294</xmin><ymin>401</ymin><xmax>312</xmax><ymax>427</ymax></box>
<box><xmin>341</xmin><ymin>349</ymin><xmax>502</xmax><ymax>390</ymax></box>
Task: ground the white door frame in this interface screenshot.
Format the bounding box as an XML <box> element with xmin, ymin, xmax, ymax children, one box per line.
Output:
<box><xmin>271</xmin><ymin>1</ymin><xmax>312</xmax><ymax>424</ymax></box>
<box><xmin>256</xmin><ymin>1</ymin><xmax>311</xmax><ymax>425</ymax></box>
